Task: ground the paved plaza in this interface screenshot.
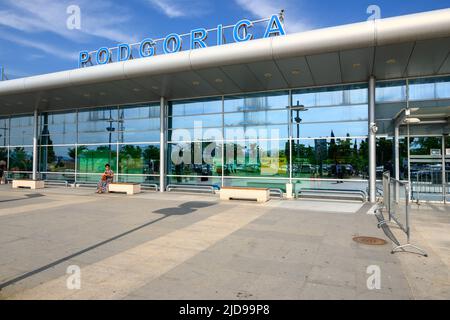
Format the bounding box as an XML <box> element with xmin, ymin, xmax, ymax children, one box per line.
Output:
<box><xmin>0</xmin><ymin>185</ymin><xmax>448</xmax><ymax>300</ymax></box>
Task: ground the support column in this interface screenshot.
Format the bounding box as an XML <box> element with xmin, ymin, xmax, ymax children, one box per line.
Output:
<box><xmin>369</xmin><ymin>76</ymin><xmax>377</xmax><ymax>203</ymax></box>
<box><xmin>160</xmin><ymin>97</ymin><xmax>166</xmax><ymax>192</ymax></box>
<box><xmin>32</xmin><ymin>109</ymin><xmax>38</xmax><ymax>181</ymax></box>
<box><xmin>394</xmin><ymin>124</ymin><xmax>400</xmax><ymax>201</ymax></box>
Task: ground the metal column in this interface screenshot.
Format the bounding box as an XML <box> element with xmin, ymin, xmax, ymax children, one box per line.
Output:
<box><xmin>160</xmin><ymin>97</ymin><xmax>166</xmax><ymax>192</ymax></box>
<box><xmin>32</xmin><ymin>109</ymin><xmax>39</xmax><ymax>181</ymax></box>
<box><xmin>394</xmin><ymin>125</ymin><xmax>400</xmax><ymax>201</ymax></box>
<box><xmin>368</xmin><ymin>76</ymin><xmax>377</xmax><ymax>202</ymax></box>
<box><xmin>442</xmin><ymin>135</ymin><xmax>446</xmax><ymax>203</ymax></box>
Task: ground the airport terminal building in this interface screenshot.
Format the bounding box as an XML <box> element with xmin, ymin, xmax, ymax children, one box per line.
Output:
<box><xmin>0</xmin><ymin>9</ymin><xmax>450</xmax><ymax>202</ymax></box>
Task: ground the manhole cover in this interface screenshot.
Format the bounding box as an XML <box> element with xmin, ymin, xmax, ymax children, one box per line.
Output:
<box><xmin>352</xmin><ymin>236</ymin><xmax>387</xmax><ymax>245</ymax></box>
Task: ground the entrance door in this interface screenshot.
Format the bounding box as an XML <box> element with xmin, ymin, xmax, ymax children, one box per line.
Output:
<box><xmin>409</xmin><ymin>136</ymin><xmax>446</xmax><ymax>202</ymax></box>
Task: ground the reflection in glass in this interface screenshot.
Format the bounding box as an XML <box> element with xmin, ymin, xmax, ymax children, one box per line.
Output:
<box><xmin>292</xmin><ymin>84</ymin><xmax>368</xmax><ymax>108</ymax></box>
<box><xmin>169</xmin><ymin>98</ymin><xmax>222</xmax><ymax>117</ymax></box>
<box><xmin>10</xmin><ymin>115</ymin><xmax>34</xmax><ymax>145</ymax></box>
<box><xmin>224</xmin><ymin>140</ymin><xmax>288</xmax><ymax>177</ymax></box>
<box><xmin>168</xmin><ymin>142</ymin><xmax>222</xmax><ymax>179</ymax></box>
<box><xmin>39</xmin><ymin>145</ymin><xmax>76</xmax><ymax>174</ymax></box>
<box><xmin>224</xmin><ymin>91</ymin><xmax>289</xmax><ymax>112</ymax></box>
<box><xmin>77</xmin><ymin>145</ymin><xmax>117</xmax><ymax>174</ymax></box>
<box><xmin>0</xmin><ymin>147</ymin><xmax>7</xmax><ymax>170</ymax></box>
<box><xmin>118</xmin><ymin>104</ymin><xmax>160</xmax><ymax>143</ymax></box>
<box><xmin>409</xmin><ymin>76</ymin><xmax>450</xmax><ymax>101</ymax></box>
<box><xmin>291</xmin><ymin>138</ymin><xmax>368</xmax><ymax>179</ymax></box>
<box><xmin>119</xmin><ymin>144</ymin><xmax>160</xmax><ymax>175</ymax></box>
<box><xmin>296</xmin><ymin>122</ymin><xmax>368</xmax><ymax>138</ymax></box>
<box><xmin>9</xmin><ymin>147</ymin><xmax>32</xmax><ymax>172</ymax></box>
<box><xmin>40</xmin><ymin>112</ymin><xmax>77</xmax><ymax>145</ymax></box>
<box><xmin>0</xmin><ymin>117</ymin><xmax>9</xmax><ymax>146</ymax></box>
<box><xmin>77</xmin><ymin>107</ymin><xmax>118</xmax><ymax>144</ymax></box>
<box><xmin>376</xmin><ymin>80</ymin><xmax>406</xmax><ymax>102</ymax></box>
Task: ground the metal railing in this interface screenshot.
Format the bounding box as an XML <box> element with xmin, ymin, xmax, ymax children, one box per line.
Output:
<box><xmin>411</xmin><ymin>170</ymin><xmax>450</xmax><ymax>203</ymax></box>
<box><xmin>269</xmin><ymin>188</ymin><xmax>283</xmax><ymax>199</ymax></box>
<box><xmin>166</xmin><ymin>184</ymin><xmax>217</xmax><ymax>194</ymax></box>
<box><xmin>141</xmin><ymin>184</ymin><xmax>159</xmax><ymax>191</ymax></box>
<box><xmin>381</xmin><ymin>172</ymin><xmax>427</xmax><ymax>256</ymax></box>
<box><xmin>296</xmin><ymin>188</ymin><xmax>367</xmax><ymax>202</ymax></box>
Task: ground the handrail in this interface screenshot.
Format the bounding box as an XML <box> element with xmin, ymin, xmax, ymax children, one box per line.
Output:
<box><xmin>44</xmin><ymin>179</ymin><xmax>69</xmax><ymax>187</ymax></box>
<box><xmin>269</xmin><ymin>188</ymin><xmax>283</xmax><ymax>199</ymax></box>
<box><xmin>296</xmin><ymin>188</ymin><xmax>367</xmax><ymax>202</ymax></box>
<box><xmin>166</xmin><ymin>184</ymin><xmax>216</xmax><ymax>194</ymax></box>
<box><xmin>141</xmin><ymin>183</ymin><xmax>159</xmax><ymax>191</ymax></box>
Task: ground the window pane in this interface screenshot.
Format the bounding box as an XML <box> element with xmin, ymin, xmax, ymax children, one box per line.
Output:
<box><xmin>39</xmin><ymin>145</ymin><xmax>76</xmax><ymax>174</ymax></box>
<box><xmin>170</xmin><ymin>98</ymin><xmax>222</xmax><ymax>116</ymax></box>
<box><xmin>297</xmin><ymin>105</ymin><xmax>368</xmax><ymax>123</ymax></box>
<box><xmin>169</xmin><ymin>127</ymin><xmax>223</xmax><ymax>142</ymax></box>
<box><xmin>0</xmin><ymin>117</ymin><xmax>9</xmax><ymax>146</ymax></box>
<box><xmin>10</xmin><ymin>115</ymin><xmax>33</xmax><ymax>145</ymax></box>
<box><xmin>224</xmin><ymin>109</ymin><xmax>288</xmax><ymax>126</ymax></box>
<box><xmin>224</xmin><ymin>125</ymin><xmax>289</xmax><ymax>140</ymax></box>
<box><xmin>296</xmin><ymin>121</ymin><xmax>368</xmax><ymax>138</ymax></box>
<box><xmin>292</xmin><ymin>84</ymin><xmax>367</xmax><ymax>108</ymax></box>
<box><xmin>168</xmin><ymin>142</ymin><xmax>222</xmax><ymax>177</ymax></box>
<box><xmin>224</xmin><ymin>91</ymin><xmax>288</xmax><ymax>112</ymax></box>
<box><xmin>77</xmin><ymin>145</ymin><xmax>117</xmax><ymax>174</ymax></box>
<box><xmin>376</xmin><ymin>80</ymin><xmax>406</xmax><ymax>102</ymax></box>
<box><xmin>40</xmin><ymin>112</ymin><xmax>77</xmax><ymax>145</ymax></box>
<box><xmin>170</xmin><ymin>114</ymin><xmax>222</xmax><ymax>129</ymax></box>
<box><xmin>9</xmin><ymin>147</ymin><xmax>33</xmax><ymax>171</ymax></box>
<box><xmin>77</xmin><ymin>107</ymin><xmax>118</xmax><ymax>144</ymax></box>
<box><xmin>0</xmin><ymin>147</ymin><xmax>7</xmax><ymax>170</ymax></box>
<box><xmin>119</xmin><ymin>144</ymin><xmax>160</xmax><ymax>175</ymax></box>
<box><xmin>292</xmin><ymin>138</ymin><xmax>368</xmax><ymax>179</ymax></box>
<box><xmin>118</xmin><ymin>104</ymin><xmax>160</xmax><ymax>143</ymax></box>
<box><xmin>224</xmin><ymin>140</ymin><xmax>289</xmax><ymax>177</ymax></box>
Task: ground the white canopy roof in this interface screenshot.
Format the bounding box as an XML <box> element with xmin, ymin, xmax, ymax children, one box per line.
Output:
<box><xmin>0</xmin><ymin>8</ymin><xmax>450</xmax><ymax>115</ymax></box>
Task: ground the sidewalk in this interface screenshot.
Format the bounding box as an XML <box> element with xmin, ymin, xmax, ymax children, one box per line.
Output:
<box><xmin>0</xmin><ymin>185</ymin><xmax>448</xmax><ymax>299</ymax></box>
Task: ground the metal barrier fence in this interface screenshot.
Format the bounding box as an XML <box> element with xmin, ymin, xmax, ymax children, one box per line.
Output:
<box><xmin>411</xmin><ymin>170</ymin><xmax>450</xmax><ymax>203</ymax></box>
<box><xmin>380</xmin><ymin>172</ymin><xmax>427</xmax><ymax>256</ymax></box>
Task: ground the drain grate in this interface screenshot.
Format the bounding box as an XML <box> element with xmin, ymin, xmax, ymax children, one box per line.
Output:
<box><xmin>353</xmin><ymin>236</ymin><xmax>387</xmax><ymax>246</ymax></box>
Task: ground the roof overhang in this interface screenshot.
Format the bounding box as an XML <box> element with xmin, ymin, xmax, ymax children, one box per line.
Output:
<box><xmin>1</xmin><ymin>8</ymin><xmax>450</xmax><ymax>116</ymax></box>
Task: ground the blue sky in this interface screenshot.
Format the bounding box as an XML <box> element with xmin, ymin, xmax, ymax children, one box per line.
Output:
<box><xmin>0</xmin><ymin>0</ymin><xmax>448</xmax><ymax>79</ymax></box>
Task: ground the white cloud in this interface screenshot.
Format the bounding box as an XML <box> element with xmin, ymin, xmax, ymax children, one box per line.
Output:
<box><xmin>147</xmin><ymin>0</ymin><xmax>186</xmax><ymax>18</ymax></box>
<box><xmin>234</xmin><ymin>0</ymin><xmax>312</xmax><ymax>33</ymax></box>
<box><xmin>0</xmin><ymin>0</ymin><xmax>139</xmax><ymax>43</ymax></box>
<box><xmin>146</xmin><ymin>0</ymin><xmax>211</xmax><ymax>19</ymax></box>
<box><xmin>0</xmin><ymin>31</ymin><xmax>76</xmax><ymax>61</ymax></box>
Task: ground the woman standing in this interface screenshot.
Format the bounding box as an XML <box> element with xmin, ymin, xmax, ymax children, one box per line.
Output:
<box><xmin>97</xmin><ymin>163</ymin><xmax>114</xmax><ymax>194</ymax></box>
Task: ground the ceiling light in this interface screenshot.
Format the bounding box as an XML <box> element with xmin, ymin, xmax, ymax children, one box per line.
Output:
<box><xmin>17</xmin><ymin>101</ymin><xmax>23</xmax><ymax>105</ymax></box>
<box><xmin>352</xmin><ymin>63</ymin><xmax>361</xmax><ymax>68</ymax></box>
<box><xmin>54</xmin><ymin>97</ymin><xmax>62</xmax><ymax>101</ymax></box>
<box><xmin>41</xmin><ymin>98</ymin><xmax>48</xmax><ymax>103</ymax></box>
<box><xmin>215</xmin><ymin>78</ymin><xmax>223</xmax><ymax>83</ymax></box>
<box><xmin>386</xmin><ymin>58</ymin><xmax>397</xmax><ymax>64</ymax></box>
<box><xmin>151</xmin><ymin>86</ymin><xmax>159</xmax><ymax>90</ymax></box>
<box><xmin>83</xmin><ymin>93</ymin><xmax>91</xmax><ymax>98</ymax></box>
<box><xmin>99</xmin><ymin>92</ymin><xmax>106</xmax><ymax>96</ymax></box>
<box><xmin>132</xmin><ymin>88</ymin><xmax>141</xmax><ymax>92</ymax></box>
<box><xmin>291</xmin><ymin>69</ymin><xmax>300</xmax><ymax>75</ymax></box>
<box><xmin>264</xmin><ymin>73</ymin><xmax>272</xmax><ymax>79</ymax></box>
<box><xmin>192</xmin><ymin>81</ymin><xmax>200</xmax><ymax>86</ymax></box>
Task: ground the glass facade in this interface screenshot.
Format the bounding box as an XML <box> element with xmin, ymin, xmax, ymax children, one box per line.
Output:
<box><xmin>1</xmin><ymin>103</ymin><xmax>160</xmax><ymax>184</ymax></box>
<box><xmin>1</xmin><ymin>75</ymin><xmax>449</xmax><ymax>197</ymax></box>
